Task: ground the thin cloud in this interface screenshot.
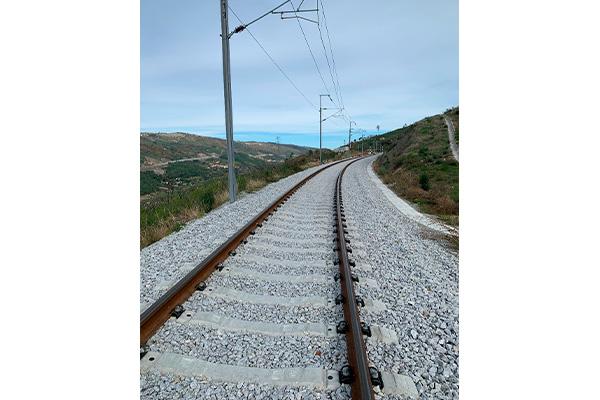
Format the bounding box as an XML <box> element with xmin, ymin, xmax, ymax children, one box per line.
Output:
<box><xmin>141</xmin><ymin>0</ymin><xmax>458</xmax><ymax>147</ymax></box>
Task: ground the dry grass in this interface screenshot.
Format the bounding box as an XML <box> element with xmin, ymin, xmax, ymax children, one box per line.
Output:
<box><xmin>435</xmin><ymin>195</ymin><xmax>458</xmax><ymax>215</ymax></box>
<box><xmin>421</xmin><ymin>228</ymin><xmax>459</xmax><ymax>252</ymax></box>
<box><xmin>141</xmin><ymin>223</ymin><xmax>170</xmax><ymax>248</ymax></box>
<box><xmin>405</xmin><ymin>185</ymin><xmax>427</xmax><ymax>200</ymax></box>
<box><xmin>140</xmin><ymin>207</ymin><xmax>204</xmax><ymax>248</ymax></box>
<box><xmin>245</xmin><ymin>178</ymin><xmax>267</xmax><ymax>193</ymax></box>
<box><xmin>439</xmin><ymin>214</ymin><xmax>459</xmax><ymax>227</ymax></box>
<box><xmin>179</xmin><ymin>206</ymin><xmax>202</xmax><ymax>221</ymax></box>
<box><xmin>377</xmin><ymin>164</ymin><xmax>459</xmax><ymax>227</ymax></box>
<box><xmin>214</xmin><ymin>189</ymin><xmax>229</xmax><ymax>207</ymax></box>
<box><xmin>140</xmin><ymin>176</ymin><xmax>274</xmax><ymax>248</ymax></box>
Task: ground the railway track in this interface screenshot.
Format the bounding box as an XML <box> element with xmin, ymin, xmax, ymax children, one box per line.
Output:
<box><xmin>140</xmin><ymin>158</ymin><xmax>418</xmax><ymax>399</ymax></box>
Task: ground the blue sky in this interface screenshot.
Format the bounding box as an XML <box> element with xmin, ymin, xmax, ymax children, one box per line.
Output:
<box><xmin>141</xmin><ymin>0</ymin><xmax>458</xmax><ymax>149</ymax></box>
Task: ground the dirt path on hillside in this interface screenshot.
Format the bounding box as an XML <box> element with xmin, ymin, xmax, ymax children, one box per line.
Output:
<box><xmin>444</xmin><ymin>115</ymin><xmax>459</xmax><ymax>162</ymax></box>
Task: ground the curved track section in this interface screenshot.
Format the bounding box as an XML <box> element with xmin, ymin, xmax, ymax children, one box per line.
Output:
<box><xmin>140</xmin><ymin>158</ymin><xmax>419</xmax><ymax>399</ymax></box>
<box><xmin>141</xmin><ymin>158</ymin><xmax>350</xmax><ymax>345</ymax></box>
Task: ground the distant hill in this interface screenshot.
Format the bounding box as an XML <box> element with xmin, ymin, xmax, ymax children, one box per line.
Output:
<box><xmin>357</xmin><ymin>107</ymin><xmax>459</xmax><ymax>227</ymax></box>
<box><xmin>243</xmin><ymin>141</ymin><xmax>312</xmax><ymax>157</ymax></box>
<box><xmin>140</xmin><ymin>132</ymin><xmax>313</xmax><ymax>195</ymax></box>
<box><xmin>141</xmin><ymin>133</ymin><xmax>311</xmax><ymax>170</ymax></box>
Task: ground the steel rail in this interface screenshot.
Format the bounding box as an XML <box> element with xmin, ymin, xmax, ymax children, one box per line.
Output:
<box><xmin>140</xmin><ymin>157</ymin><xmax>354</xmax><ymax>346</ymax></box>
<box><xmin>333</xmin><ymin>158</ymin><xmax>375</xmax><ymax>399</ymax></box>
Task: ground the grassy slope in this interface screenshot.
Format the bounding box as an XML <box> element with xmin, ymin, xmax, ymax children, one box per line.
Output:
<box><xmin>362</xmin><ymin>108</ymin><xmax>459</xmax><ymax>227</ymax></box>
<box><xmin>140</xmin><ymin>149</ymin><xmax>340</xmax><ymax>249</ymax></box>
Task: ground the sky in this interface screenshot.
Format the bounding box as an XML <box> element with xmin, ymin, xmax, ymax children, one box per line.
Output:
<box><xmin>141</xmin><ymin>0</ymin><xmax>458</xmax><ymax>149</ymax></box>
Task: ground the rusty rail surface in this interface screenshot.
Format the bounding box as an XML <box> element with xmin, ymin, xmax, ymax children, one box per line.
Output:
<box><xmin>140</xmin><ymin>157</ymin><xmax>353</xmax><ymax>345</ymax></box>
<box><xmin>333</xmin><ymin>158</ymin><xmax>376</xmax><ymax>399</ymax></box>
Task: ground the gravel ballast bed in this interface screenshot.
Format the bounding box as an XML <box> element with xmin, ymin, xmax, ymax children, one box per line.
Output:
<box><xmin>260</xmin><ymin>226</ymin><xmax>332</xmax><ymax>240</ymax></box>
<box><xmin>184</xmin><ymin>281</ymin><xmax>339</xmax><ymax>326</ymax></box>
<box><xmin>342</xmin><ymin>157</ymin><xmax>459</xmax><ymax>400</ymax></box>
<box><xmin>141</xmin><ymin>162</ymin><xmax>331</xmax><ymax>308</ymax></box>
<box><xmin>147</xmin><ymin>321</ymin><xmax>347</xmax><ymax>370</ymax></box>
<box><xmin>207</xmin><ymin>273</ymin><xmax>336</xmax><ymax>298</ymax></box>
<box><xmin>244</xmin><ymin>235</ymin><xmax>330</xmax><ymax>250</ymax></box>
<box><xmin>276</xmin><ymin>211</ymin><xmax>332</xmax><ymax>219</ymax></box>
<box><xmin>257</xmin><ymin>220</ymin><xmax>331</xmax><ymax>233</ymax></box>
<box><xmin>141</xmin><ymin>372</ymin><xmax>351</xmax><ymax>400</ymax></box>
<box><xmin>237</xmin><ymin>246</ymin><xmax>333</xmax><ymax>262</ymax></box>
<box><xmin>141</xmin><ymin>160</ymin><xmax>357</xmax><ymax>399</ymax></box>
<box><xmin>223</xmin><ymin>258</ymin><xmax>337</xmax><ymax>277</ymax></box>
<box><xmin>267</xmin><ymin>214</ymin><xmax>331</xmax><ymax>226</ymax></box>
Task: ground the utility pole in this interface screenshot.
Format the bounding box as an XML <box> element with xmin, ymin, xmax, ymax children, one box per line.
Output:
<box><xmin>217</xmin><ymin>1</ymin><xmax>321</xmax><ymax>202</ymax></box>
<box><xmin>319</xmin><ymin>98</ymin><xmax>322</xmax><ymax>164</ymax></box>
<box><xmin>361</xmin><ymin>134</ymin><xmax>364</xmax><ymax>154</ymax></box>
<box><xmin>348</xmin><ymin>120</ymin><xmax>356</xmax><ymax>151</ymax></box>
<box><xmin>319</xmin><ymin>94</ymin><xmax>332</xmax><ymax>164</ymax></box>
<box><xmin>220</xmin><ymin>0</ymin><xmax>237</xmax><ymax>203</ymax></box>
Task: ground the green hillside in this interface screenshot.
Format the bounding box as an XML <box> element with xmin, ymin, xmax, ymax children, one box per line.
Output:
<box><xmin>356</xmin><ymin>108</ymin><xmax>459</xmax><ymax>227</ymax></box>
<box><xmin>140</xmin><ymin>132</ymin><xmax>313</xmax><ymax>196</ymax></box>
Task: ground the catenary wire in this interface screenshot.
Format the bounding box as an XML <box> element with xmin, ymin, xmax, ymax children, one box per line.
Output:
<box><xmin>319</xmin><ymin>0</ymin><xmax>346</xmax><ymax>116</ymax></box>
<box><xmin>317</xmin><ymin>22</ymin><xmax>342</xmax><ymax>109</ymax></box>
<box><xmin>229</xmin><ymin>6</ymin><xmax>318</xmax><ymax>110</ymax></box>
<box><xmin>288</xmin><ymin>0</ymin><xmax>337</xmax><ymax>106</ymax></box>
<box><xmin>230</xmin><ymin>2</ymin><xmax>350</xmax><ymax>133</ymax></box>
<box><xmin>314</xmin><ymin>0</ymin><xmax>342</xmax><ymax>109</ymax></box>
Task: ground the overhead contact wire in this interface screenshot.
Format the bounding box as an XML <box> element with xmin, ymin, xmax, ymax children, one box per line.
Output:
<box><xmin>289</xmin><ymin>0</ymin><xmax>338</xmax><ymax>107</ymax></box>
<box><xmin>319</xmin><ymin>0</ymin><xmax>347</xmax><ymax>117</ymax></box>
<box><xmin>229</xmin><ymin>6</ymin><xmax>318</xmax><ymax>110</ymax></box>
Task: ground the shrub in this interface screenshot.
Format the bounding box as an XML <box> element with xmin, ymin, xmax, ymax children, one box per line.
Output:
<box><xmin>198</xmin><ymin>189</ymin><xmax>215</xmax><ymax>211</ymax></box>
<box><xmin>435</xmin><ymin>195</ymin><xmax>458</xmax><ymax>214</ymax></box>
<box><xmin>165</xmin><ymin>160</ymin><xmax>209</xmax><ymax>180</ymax></box>
<box><xmin>140</xmin><ymin>171</ymin><xmax>162</xmax><ymax>195</ymax></box>
<box><xmin>450</xmin><ymin>185</ymin><xmax>459</xmax><ymax>203</ymax></box>
<box><xmin>419</xmin><ymin>173</ymin><xmax>430</xmax><ymax>191</ymax></box>
<box><xmin>214</xmin><ymin>190</ymin><xmax>229</xmax><ymax>206</ymax></box>
<box><xmin>237</xmin><ymin>175</ymin><xmax>247</xmax><ymax>192</ymax></box>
